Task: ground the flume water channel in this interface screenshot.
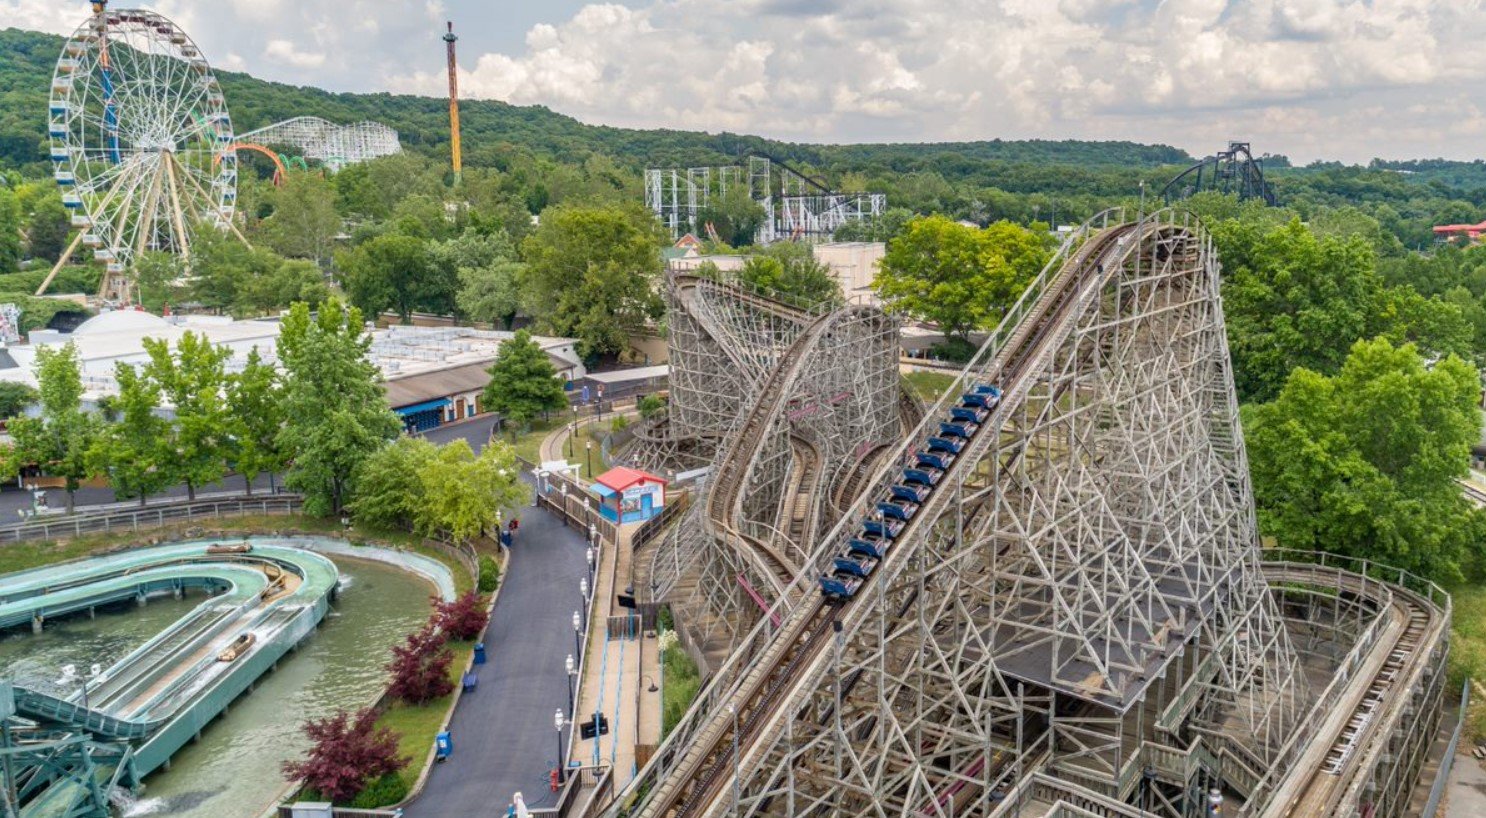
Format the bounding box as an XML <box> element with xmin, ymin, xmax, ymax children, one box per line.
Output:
<box><xmin>0</xmin><ymin>556</ymin><xmax>435</xmax><ymax>817</ymax></box>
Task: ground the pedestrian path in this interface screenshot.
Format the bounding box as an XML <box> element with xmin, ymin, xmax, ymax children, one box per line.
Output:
<box><xmin>401</xmin><ymin>489</ymin><xmax>588</xmax><ymax>817</ymax></box>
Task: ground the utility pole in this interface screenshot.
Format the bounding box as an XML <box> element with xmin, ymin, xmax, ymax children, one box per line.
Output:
<box><xmin>443</xmin><ymin>21</ymin><xmax>462</xmax><ymax>183</ymax></box>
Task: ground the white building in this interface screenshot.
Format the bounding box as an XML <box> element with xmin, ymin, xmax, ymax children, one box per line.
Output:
<box><xmin>0</xmin><ymin>310</ymin><xmax>584</xmax><ymax>431</ymax></box>
<box><xmin>813</xmin><ymin>242</ymin><xmax>886</xmax><ymax>304</ymax></box>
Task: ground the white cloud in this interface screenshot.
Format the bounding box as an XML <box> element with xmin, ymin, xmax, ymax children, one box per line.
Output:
<box><xmin>263</xmin><ymin>39</ymin><xmax>327</xmax><ymax>69</ymax></box>
<box><xmin>8</xmin><ymin>0</ymin><xmax>1486</xmax><ymax>162</ymax></box>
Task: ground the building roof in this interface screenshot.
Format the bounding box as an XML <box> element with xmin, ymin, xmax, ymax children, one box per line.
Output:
<box><xmin>585</xmin><ymin>365</ymin><xmax>668</xmax><ymax>385</ymax></box>
<box><xmin>73</xmin><ymin>309</ymin><xmax>173</xmax><ymax>335</ymax></box>
<box><xmin>594</xmin><ymin>466</ymin><xmax>666</xmax><ymax>492</ymax></box>
<box><xmin>382</xmin><ymin>362</ymin><xmax>493</xmax><ymax>409</ymax></box>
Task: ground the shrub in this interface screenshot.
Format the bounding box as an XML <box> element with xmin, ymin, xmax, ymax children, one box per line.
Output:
<box><xmin>385</xmin><ymin>623</ymin><xmax>454</xmax><ymax>704</ymax></box>
<box><xmin>435</xmin><ymin>591</ymin><xmax>490</xmax><ymax>641</ymax></box>
<box><xmin>478</xmin><ymin>554</ymin><xmax>501</xmax><ymax>593</ymax></box>
<box><xmin>637</xmin><ymin>394</ymin><xmax>665</xmax><ymax>420</ymax></box>
<box><xmin>660</xmin><ymin>641</ymin><xmax>700</xmax><ymax>739</ymax></box>
<box><xmin>611</xmin><ymin>414</ymin><xmax>629</xmax><ymax>433</ymax></box>
<box><xmin>282</xmin><ymin>707</ymin><xmax>407</xmax><ymax>804</ymax></box>
<box><xmin>347</xmin><ymin>772</ymin><xmax>410</xmax><ymax>808</ymax></box>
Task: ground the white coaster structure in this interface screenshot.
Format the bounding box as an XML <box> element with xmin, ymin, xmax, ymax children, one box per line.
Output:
<box><xmin>238</xmin><ymin>116</ymin><xmax>401</xmax><ymax>172</ymax></box>
<box><xmin>44</xmin><ymin>4</ymin><xmax>243</xmax><ymax>304</ymax></box>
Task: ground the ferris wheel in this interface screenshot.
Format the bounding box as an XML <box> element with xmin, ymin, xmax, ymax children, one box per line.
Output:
<box><xmin>45</xmin><ymin>3</ymin><xmax>240</xmax><ymax>303</ymax></box>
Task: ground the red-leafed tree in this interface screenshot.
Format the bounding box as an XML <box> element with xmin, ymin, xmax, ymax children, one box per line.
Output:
<box><xmin>282</xmin><ymin>707</ymin><xmax>407</xmax><ymax>803</ymax></box>
<box><xmin>435</xmin><ymin>591</ymin><xmax>490</xmax><ymax>641</ymax></box>
<box><xmin>385</xmin><ymin>623</ymin><xmax>454</xmax><ymax>704</ymax></box>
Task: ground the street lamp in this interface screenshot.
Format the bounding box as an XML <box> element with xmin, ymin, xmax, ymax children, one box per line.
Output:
<box><xmin>586</xmin><ymin>546</ymin><xmax>595</xmax><ymax>581</ymax></box>
<box><xmin>585</xmin><ymin>440</ymin><xmax>593</xmax><ymax>479</ymax></box>
<box><xmin>568</xmin><ymin>419</ymin><xmax>577</xmax><ymax>459</ymax></box>
<box><xmin>565</xmin><ymin>653</ymin><xmax>578</xmax><ymax>716</ymax></box>
<box><xmin>580</xmin><ymin>576</ymin><xmax>590</xmax><ymax>602</ymax></box>
<box><xmin>573</xmin><ymin>610</ymin><xmax>582</xmax><ymax>658</ymax></box>
<box><xmin>642</xmin><ymin>674</ymin><xmax>659</xmax><ymax>693</ymax></box>
<box><xmin>554</xmin><ymin>709</ymin><xmax>567</xmax><ymax>784</ymax></box>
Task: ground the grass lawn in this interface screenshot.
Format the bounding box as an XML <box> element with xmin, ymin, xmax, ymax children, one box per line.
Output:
<box><xmin>372</xmin><ymin>639</ymin><xmax>476</xmax><ymax>803</ymax></box>
<box><xmin>659</xmin><ymin>637</ymin><xmax>700</xmax><ymax>739</ymax></box>
<box><xmin>902</xmin><ymin>370</ymin><xmax>959</xmax><ymax>404</ymax></box>
<box><xmin>1447</xmin><ymin>582</ymin><xmax>1486</xmax><ymax>739</ymax></box>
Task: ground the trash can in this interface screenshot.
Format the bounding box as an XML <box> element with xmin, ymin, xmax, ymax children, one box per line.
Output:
<box><xmin>435</xmin><ymin>731</ymin><xmax>452</xmax><ymax>761</ymax></box>
<box><xmin>474</xmin><ymin>642</ymin><xmax>487</xmax><ymax>664</ymax></box>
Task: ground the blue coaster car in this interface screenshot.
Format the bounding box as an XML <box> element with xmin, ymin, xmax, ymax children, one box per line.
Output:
<box><xmin>833</xmin><ymin>553</ymin><xmax>879</xmax><ymax>578</ymax></box>
<box><xmin>951</xmin><ymin>405</ymin><xmax>987</xmax><ymax>423</ymax></box>
<box><xmin>847</xmin><ymin>537</ymin><xmax>888</xmax><ymax>559</ymax></box>
<box><xmin>863</xmin><ymin>518</ymin><xmax>903</xmax><ymax>539</ymax></box>
<box><xmin>916</xmin><ymin>450</ymin><xmax>954</xmax><ymax>470</ymax></box>
<box><xmin>927</xmin><ymin>436</ymin><xmax>964</xmax><ymax>454</ymax></box>
<box><xmin>940</xmin><ymin>421</ymin><xmax>978</xmax><ymax>439</ymax></box>
<box><xmin>903</xmin><ymin>466</ymin><xmax>941</xmax><ymax>486</ymax></box>
<box><xmin>962</xmin><ymin>392</ymin><xmax>996</xmax><ymax>409</ymax></box>
<box><xmin>973</xmin><ymin>384</ymin><xmax>1003</xmax><ymax>398</ymax></box>
<box><xmin>819</xmin><ymin>571</ymin><xmax>863</xmax><ymax>600</ymax></box>
<box><xmin>891</xmin><ymin>483</ymin><xmax>930</xmax><ymax>503</ymax></box>
<box><xmin>878</xmin><ymin>500</ymin><xmax>917</xmax><ymax>521</ymax></box>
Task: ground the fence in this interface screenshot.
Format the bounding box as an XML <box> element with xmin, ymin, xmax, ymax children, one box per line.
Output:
<box><xmin>1422</xmin><ymin>681</ymin><xmax>1471</xmax><ymax>818</ymax></box>
<box><xmin>0</xmin><ymin>493</ymin><xmax>302</xmax><ymax>544</ymax></box>
<box><xmin>277</xmin><ymin>807</ymin><xmax>396</xmax><ymax>818</ymax></box>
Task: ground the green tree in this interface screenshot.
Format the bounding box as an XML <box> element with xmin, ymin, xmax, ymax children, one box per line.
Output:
<box><xmin>226</xmin><ymin>347</ymin><xmax>284</xmax><ymax>495</ymax></box>
<box><xmin>23</xmin><ymin>195</ymin><xmax>69</xmax><ymax>264</ymax></box>
<box><xmin>239</xmin><ymin>259</ymin><xmax>330</xmax><ymax>316</ymax></box>
<box><xmin>87</xmin><ymin>363</ymin><xmax>171</xmax><ymax>506</ymax></box>
<box><xmin>1245</xmin><ymin>338</ymin><xmax>1485</xmax><ymax>581</ymax></box>
<box><xmin>519</xmin><ymin>204</ymin><xmax>665</xmax><ymax>358</ymax></box>
<box><xmin>738</xmin><ymin>242</ymin><xmax>841</xmax><ymax>306</ymax></box>
<box><xmin>0</xmin><ymin>184</ymin><xmax>20</xmax><ymax>272</ymax></box>
<box><xmin>481</xmin><ymin>329</ymin><xmax>569</xmax><ymax>430</ymax></box>
<box><xmin>350</xmin><ymin>436</ymin><xmax>436</xmax><ymax>530</ymax></box>
<box><xmin>694</xmin><ymin>186</ymin><xmax>765</xmax><ymax>246</ymax></box>
<box><xmin>415</xmin><ymin>439</ymin><xmax>529</xmax><ymax>544</ymax></box>
<box><xmin>134</xmin><ymin>251</ymin><xmax>185</xmax><ymax>313</ymax></box>
<box><xmin>0</xmin><ymin>381</ymin><xmax>37</xmax><ymax>418</ymax></box>
<box><xmin>434</xmin><ymin>230</ymin><xmax>524</xmax><ymax>327</ymax></box>
<box><xmin>337</xmin><ymin>233</ymin><xmax>444</xmax><ymax>323</ymax></box>
<box><xmin>260</xmin><ymin>170</ymin><xmax>341</xmax><ymax>266</ymax></box>
<box><xmin>5</xmin><ymin>343</ymin><xmax>98</xmax><ymax>512</ymax></box>
<box><xmin>190</xmin><ymin>229</ymin><xmax>283</xmax><ymax>314</ymax></box>
<box><xmin>277</xmin><ymin>300</ymin><xmax>401</xmax><ymax>515</ymax></box>
<box><xmin>142</xmin><ymin>331</ymin><xmax>232</xmax><ymax>500</ymax></box>
<box><xmin>874</xmin><ymin>215</ymin><xmax>1052</xmax><ymax>342</ymax></box>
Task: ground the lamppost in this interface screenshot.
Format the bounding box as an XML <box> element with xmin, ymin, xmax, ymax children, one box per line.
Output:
<box><xmin>572</xmin><ymin>610</ymin><xmax>582</xmax><ymax>658</ymax></box>
<box><xmin>568</xmin><ymin>419</ymin><xmax>577</xmax><ymax>459</ymax></box>
<box><xmin>565</xmin><ymin>653</ymin><xmax>577</xmax><ymax>716</ymax></box>
<box><xmin>579</xmin><ymin>578</ymin><xmax>590</xmax><ymax>632</ymax></box>
<box><xmin>585</xmin><ymin>546</ymin><xmax>595</xmax><ymax>583</ymax></box>
<box><xmin>585</xmin><ymin>440</ymin><xmax>593</xmax><ymax>480</ymax></box>
<box><xmin>641</xmin><ymin>674</ymin><xmax>659</xmax><ymax>693</ymax></box>
<box><xmin>554</xmin><ymin>709</ymin><xmax>566</xmax><ymax>784</ymax></box>
<box><xmin>588</xmin><ymin>522</ymin><xmax>598</xmax><ymax>546</ymax></box>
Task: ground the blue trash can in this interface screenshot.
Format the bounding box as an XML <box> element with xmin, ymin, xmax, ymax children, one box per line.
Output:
<box><xmin>435</xmin><ymin>731</ymin><xmax>452</xmax><ymax>761</ymax></box>
<box><xmin>474</xmin><ymin>642</ymin><xmax>487</xmax><ymax>665</ymax></box>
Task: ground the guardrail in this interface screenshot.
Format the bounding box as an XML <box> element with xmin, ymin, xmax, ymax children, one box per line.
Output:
<box><xmin>1421</xmin><ymin>682</ymin><xmax>1470</xmax><ymax>818</ymax></box>
<box><xmin>0</xmin><ymin>493</ymin><xmax>303</xmax><ymax>543</ymax></box>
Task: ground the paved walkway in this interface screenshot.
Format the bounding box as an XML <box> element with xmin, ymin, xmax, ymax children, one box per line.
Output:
<box><xmin>403</xmin><ymin>475</ymin><xmax>589</xmax><ymax>816</ymax></box>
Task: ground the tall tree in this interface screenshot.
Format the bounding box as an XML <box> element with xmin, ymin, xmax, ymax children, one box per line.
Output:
<box><xmin>350</xmin><ymin>435</ymin><xmax>436</xmax><ymax>530</ymax></box>
<box><xmin>277</xmin><ymin>300</ymin><xmax>401</xmax><ymax>515</ymax></box>
<box><xmin>225</xmin><ymin>347</ymin><xmax>284</xmax><ymax>495</ymax></box>
<box><xmin>415</xmin><ymin>439</ymin><xmax>529</xmax><ymax>544</ymax></box>
<box><xmin>519</xmin><ymin>204</ymin><xmax>665</xmax><ymax>358</ymax></box>
<box><xmin>143</xmin><ymin>331</ymin><xmax>232</xmax><ymax>500</ymax></box>
<box><xmin>22</xmin><ymin>195</ymin><xmax>69</xmax><ymax>264</ymax></box>
<box><xmin>0</xmin><ymin>381</ymin><xmax>37</xmax><ymax>419</ymax></box>
<box><xmin>480</xmin><ymin>329</ymin><xmax>568</xmax><ymax>430</ymax></box>
<box><xmin>5</xmin><ymin>343</ymin><xmax>98</xmax><ymax>512</ymax></box>
<box><xmin>1245</xmin><ymin>338</ymin><xmax>1485</xmax><ymax>581</ymax></box>
<box><xmin>261</xmin><ymin>170</ymin><xmax>341</xmax><ymax>266</ymax></box>
<box><xmin>337</xmin><ymin>233</ymin><xmax>441</xmax><ymax>323</ymax></box>
<box><xmin>87</xmin><ymin>363</ymin><xmax>171</xmax><ymax>506</ymax></box>
<box><xmin>738</xmin><ymin>242</ymin><xmax>841</xmax><ymax>306</ymax></box>
<box><xmin>874</xmin><ymin>215</ymin><xmax>1052</xmax><ymax>343</ymax></box>
<box><xmin>0</xmin><ymin>184</ymin><xmax>20</xmax><ymax>272</ymax></box>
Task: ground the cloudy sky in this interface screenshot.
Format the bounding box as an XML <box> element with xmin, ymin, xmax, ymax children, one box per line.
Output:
<box><xmin>7</xmin><ymin>0</ymin><xmax>1485</xmax><ymax>163</ymax></box>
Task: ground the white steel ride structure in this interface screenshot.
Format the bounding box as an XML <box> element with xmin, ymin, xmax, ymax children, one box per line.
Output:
<box><xmin>601</xmin><ymin>210</ymin><xmax>1450</xmax><ymax>818</ymax></box>
<box><xmin>238</xmin><ymin>116</ymin><xmax>401</xmax><ymax>172</ymax></box>
<box><xmin>46</xmin><ymin>4</ymin><xmax>239</xmax><ymax>303</ymax></box>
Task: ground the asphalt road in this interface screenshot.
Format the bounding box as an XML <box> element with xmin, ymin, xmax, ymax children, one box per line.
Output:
<box><xmin>0</xmin><ymin>414</ymin><xmax>501</xmax><ymax>518</ymax></box>
<box><xmin>403</xmin><ymin>472</ymin><xmax>590</xmax><ymax>816</ymax></box>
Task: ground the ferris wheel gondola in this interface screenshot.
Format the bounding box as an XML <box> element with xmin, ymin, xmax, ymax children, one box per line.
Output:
<box><xmin>42</xmin><ymin>3</ymin><xmax>242</xmax><ymax>304</ymax></box>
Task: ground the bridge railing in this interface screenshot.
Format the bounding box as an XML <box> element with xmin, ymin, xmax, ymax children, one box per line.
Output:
<box><xmin>0</xmin><ymin>493</ymin><xmax>302</xmax><ymax>543</ymax></box>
